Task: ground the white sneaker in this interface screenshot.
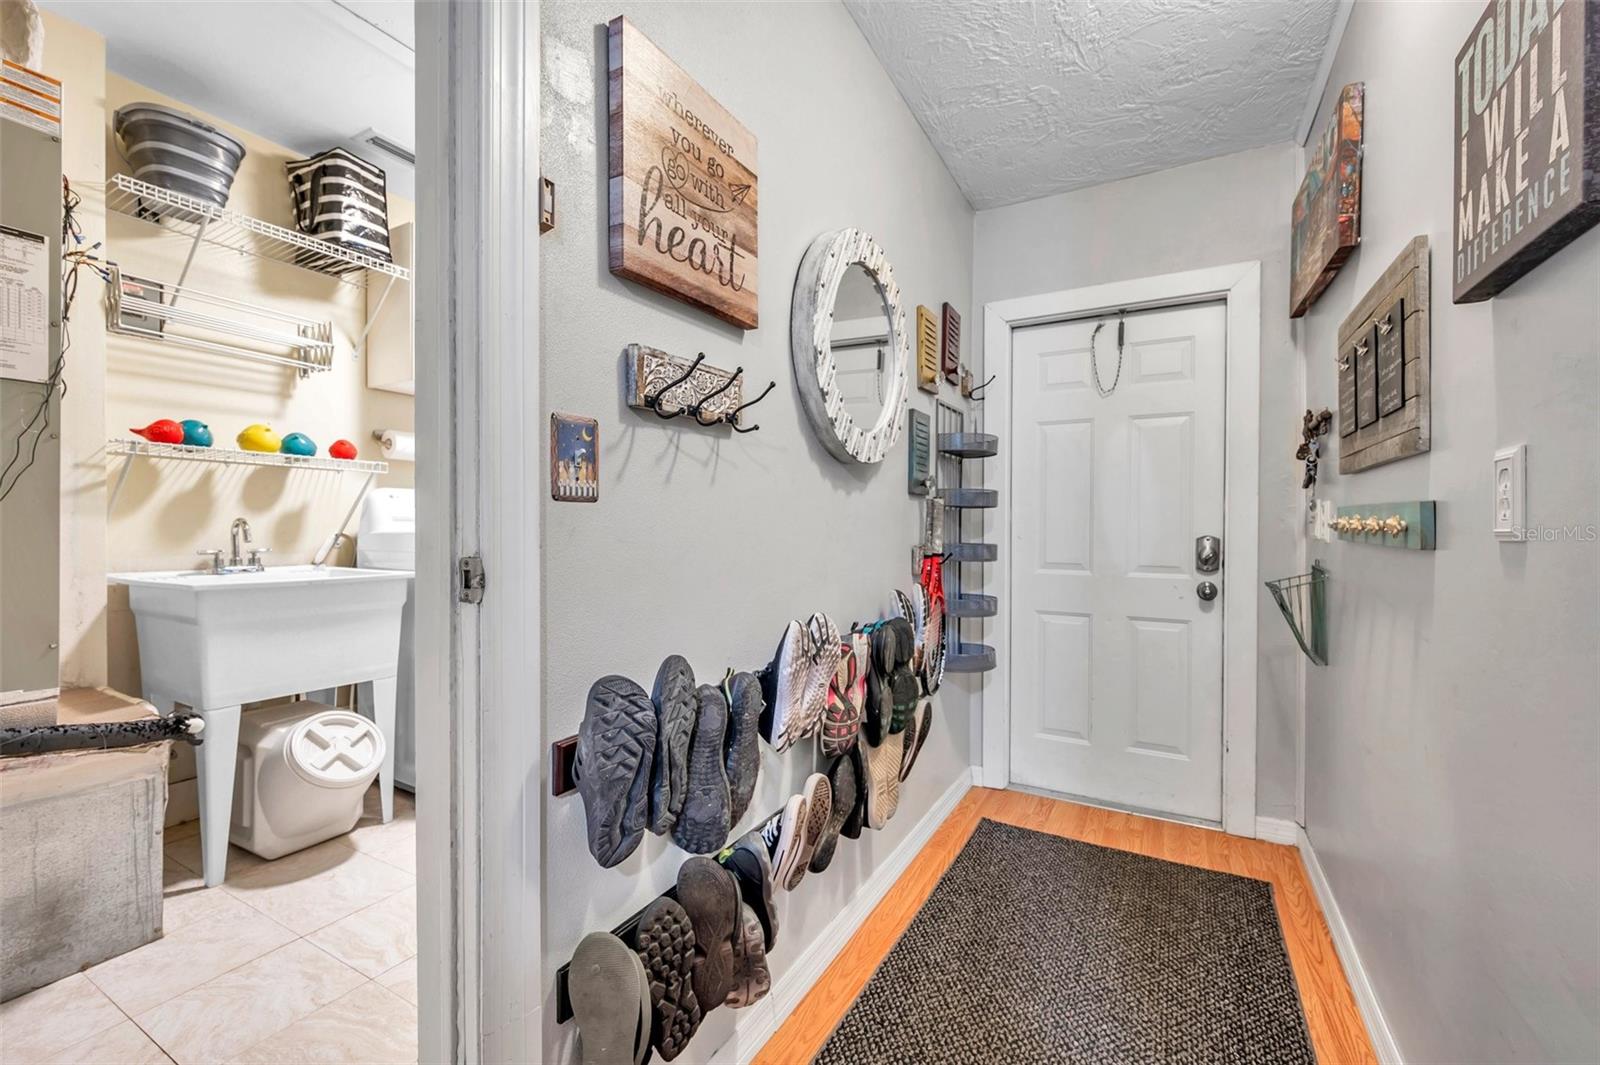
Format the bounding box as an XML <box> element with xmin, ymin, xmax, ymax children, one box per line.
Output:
<box><xmin>759</xmin><ymin>620</ymin><xmax>811</xmax><ymax>752</ymax></box>
<box><xmin>789</xmin><ymin>613</ymin><xmax>840</xmax><ymax>747</ymax></box>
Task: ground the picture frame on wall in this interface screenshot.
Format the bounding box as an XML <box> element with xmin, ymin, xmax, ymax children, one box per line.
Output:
<box><xmin>1451</xmin><ymin>0</ymin><xmax>1599</xmax><ymax>303</ymax></box>
<box><xmin>551</xmin><ymin>413</ymin><xmax>600</xmax><ymax>502</ymax></box>
<box><xmin>607</xmin><ymin>17</ymin><xmax>759</xmax><ymax>329</ymax></box>
<box><xmin>1290</xmin><ymin>83</ymin><xmax>1364</xmax><ymax>318</ymax></box>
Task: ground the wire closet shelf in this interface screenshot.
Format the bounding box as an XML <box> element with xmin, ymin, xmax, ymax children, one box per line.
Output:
<box><xmin>107</xmin><ymin>174</ymin><xmax>411</xmax><ymax>285</ymax></box>
<box><xmin>107</xmin><ymin>438</ymin><xmax>388</xmax><ymax>475</ymax></box>
<box><xmin>1265</xmin><ymin>560</ymin><xmax>1328</xmax><ymax>666</ymax></box>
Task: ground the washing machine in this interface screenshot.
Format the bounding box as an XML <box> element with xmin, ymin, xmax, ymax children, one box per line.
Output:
<box><xmin>357</xmin><ymin>488</ymin><xmax>417</xmax><ymax>791</ymax></box>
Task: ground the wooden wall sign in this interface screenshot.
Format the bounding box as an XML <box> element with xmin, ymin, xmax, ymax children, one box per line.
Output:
<box><xmin>916</xmin><ymin>305</ymin><xmax>939</xmax><ymax>393</ymax></box>
<box><xmin>608</xmin><ymin>17</ymin><xmax>758</xmax><ymax>329</ymax></box>
<box><xmin>1337</xmin><ymin>236</ymin><xmax>1431</xmax><ymax>474</ymax></box>
<box><xmin>1290</xmin><ymin>83</ymin><xmax>1364</xmax><ymax>318</ymax></box>
<box><xmin>941</xmin><ymin>303</ymin><xmax>961</xmax><ymax>384</ymax></box>
<box><xmin>1452</xmin><ymin>0</ymin><xmax>1599</xmax><ymax>303</ymax></box>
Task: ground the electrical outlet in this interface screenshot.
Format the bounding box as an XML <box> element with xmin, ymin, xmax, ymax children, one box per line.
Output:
<box><xmin>1493</xmin><ymin>445</ymin><xmax>1526</xmax><ymax>541</ymax></box>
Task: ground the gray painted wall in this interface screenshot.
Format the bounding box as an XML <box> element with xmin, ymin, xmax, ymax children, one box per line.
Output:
<box><xmin>972</xmin><ymin>143</ymin><xmax>1306</xmax><ymax>819</ymax></box>
<box><xmin>1296</xmin><ymin>3</ymin><xmax>1599</xmax><ymax>1062</ymax></box>
<box><xmin>539</xmin><ymin>3</ymin><xmax>975</xmax><ymax>1059</ymax></box>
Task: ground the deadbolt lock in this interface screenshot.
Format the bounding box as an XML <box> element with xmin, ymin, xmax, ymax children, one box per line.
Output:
<box><xmin>1195</xmin><ymin>534</ymin><xmax>1222</xmax><ymax>574</ymax></box>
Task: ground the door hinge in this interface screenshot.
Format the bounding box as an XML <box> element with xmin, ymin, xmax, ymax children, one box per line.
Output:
<box><xmin>458</xmin><ymin>555</ymin><xmax>485</xmax><ymax>604</ymax></box>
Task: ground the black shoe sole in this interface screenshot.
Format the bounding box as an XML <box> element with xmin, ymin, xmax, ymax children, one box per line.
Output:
<box><xmin>578</xmin><ymin>676</ymin><xmax>659</xmax><ymax>868</ymax></box>
<box><xmin>672</xmin><ymin>685</ymin><xmax>732</xmax><ymax>854</ymax></box>
<box><xmin>635</xmin><ymin>898</ymin><xmax>701</xmax><ymax>1061</ymax></box>
<box><xmin>722</xmin><ymin>671</ymin><xmax>763</xmax><ymax>826</ymax></box>
<box><xmin>676</xmin><ymin>857</ymin><xmax>739</xmax><ymax>1013</ymax></box>
<box><xmin>650</xmin><ymin>656</ymin><xmax>696</xmax><ymax>835</ymax></box>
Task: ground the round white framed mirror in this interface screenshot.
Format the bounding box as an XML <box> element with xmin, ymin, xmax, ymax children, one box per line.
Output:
<box><xmin>790</xmin><ymin>228</ymin><xmax>910</xmax><ymax>464</ymax></box>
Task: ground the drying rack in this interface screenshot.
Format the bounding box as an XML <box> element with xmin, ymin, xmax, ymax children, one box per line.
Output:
<box><xmin>1265</xmin><ymin>560</ymin><xmax>1328</xmax><ymax>666</ymax></box>
<box><xmin>106</xmin><ymin>174</ymin><xmax>409</xmax><ymax>361</ymax></box>
<box><xmin>106</xmin><ymin>438</ymin><xmax>387</xmax><ymax>511</ymax></box>
<box><xmin>107</xmin><ymin>264</ymin><xmax>334</xmax><ymax>376</ymax></box>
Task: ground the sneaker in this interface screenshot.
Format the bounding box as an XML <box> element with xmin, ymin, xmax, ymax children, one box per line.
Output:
<box><xmin>784</xmin><ymin>772</ymin><xmax>832</xmax><ymax>891</ymax></box>
<box><xmin>635</xmin><ymin>897</ymin><xmax>701</xmax><ymax>1060</ymax></box>
<box><xmin>758</xmin><ymin>621</ymin><xmax>810</xmax><ymax>753</ymax></box>
<box><xmin>721</xmin><ymin>669</ymin><xmax>764</xmax><ymax>826</ymax></box>
<box><xmin>899</xmin><ymin>698</ymin><xmax>933</xmax><ymax>782</ymax></box>
<box><xmin>840</xmin><ymin>743</ymin><xmax>868</xmax><ymax>840</ymax></box>
<box><xmin>672</xmin><ymin>685</ymin><xmax>733</xmax><ymax>854</ymax></box>
<box><xmin>575</xmin><ymin>676</ymin><xmax>658</xmax><ymax>868</ymax></box>
<box><xmin>791</xmin><ymin>613</ymin><xmax>841</xmax><ymax>747</ymax></box>
<box><xmin>862</xmin><ymin>731</ymin><xmax>904</xmax><ymax>830</ymax></box>
<box><xmin>808</xmin><ymin>754</ymin><xmax>857</xmax><ymax>873</ymax></box>
<box><xmin>760</xmin><ymin>795</ymin><xmax>806</xmax><ymax>891</ymax></box>
<box><xmin>894</xmin><ymin>589</ymin><xmax>924</xmax><ymax>677</ymax></box>
<box><xmin>723</xmin><ymin>902</ymin><xmax>772</xmax><ymax>1009</ymax></box>
<box><xmin>820</xmin><ymin>638</ymin><xmax>863</xmax><ymax>757</ymax></box>
<box><xmin>649</xmin><ymin>656</ymin><xmax>697</xmax><ymax>835</ymax></box>
<box><xmin>717</xmin><ymin>832</ymin><xmax>779</xmax><ymax>949</ymax></box>
<box><xmin>675</xmin><ymin>856</ymin><xmax>740</xmax><ymax>1014</ymax></box>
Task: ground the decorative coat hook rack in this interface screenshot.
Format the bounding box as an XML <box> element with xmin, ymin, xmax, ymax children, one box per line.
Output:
<box><xmin>623</xmin><ymin>343</ymin><xmax>773</xmax><ymax>432</ymax></box>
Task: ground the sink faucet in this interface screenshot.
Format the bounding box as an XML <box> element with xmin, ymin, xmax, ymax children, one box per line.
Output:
<box><xmin>230</xmin><ymin>518</ymin><xmax>252</xmax><ymax>568</ymax></box>
<box><xmin>197</xmin><ymin>518</ymin><xmax>270</xmax><ymax>574</ymax></box>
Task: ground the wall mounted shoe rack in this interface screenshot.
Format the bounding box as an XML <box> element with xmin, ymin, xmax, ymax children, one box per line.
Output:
<box><xmin>936</xmin><ymin>408</ymin><xmax>998</xmax><ymax>673</ymax></box>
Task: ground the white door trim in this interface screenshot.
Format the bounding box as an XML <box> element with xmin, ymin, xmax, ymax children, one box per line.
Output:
<box><xmin>980</xmin><ymin>262</ymin><xmax>1261</xmax><ymax>838</ymax></box>
<box><xmin>415</xmin><ymin>2</ymin><xmax>542</xmax><ymax>1061</ymax></box>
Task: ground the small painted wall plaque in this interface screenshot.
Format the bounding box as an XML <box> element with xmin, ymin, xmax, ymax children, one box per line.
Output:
<box><xmin>551</xmin><ymin>413</ymin><xmax>599</xmax><ymax>502</ymax></box>
<box><xmin>916</xmin><ymin>305</ymin><xmax>939</xmax><ymax>394</ymax></box>
<box><xmin>941</xmin><ymin>303</ymin><xmax>961</xmax><ymax>384</ymax></box>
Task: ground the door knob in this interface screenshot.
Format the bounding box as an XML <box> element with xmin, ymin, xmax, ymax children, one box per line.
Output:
<box><xmin>1197</xmin><ymin>581</ymin><xmax>1219</xmax><ymax>601</ymax></box>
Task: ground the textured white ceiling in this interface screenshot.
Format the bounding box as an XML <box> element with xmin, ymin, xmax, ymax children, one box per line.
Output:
<box><xmin>844</xmin><ymin>0</ymin><xmax>1340</xmax><ymax>209</ymax></box>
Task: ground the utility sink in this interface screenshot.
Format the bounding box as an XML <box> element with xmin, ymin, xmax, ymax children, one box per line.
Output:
<box><xmin>109</xmin><ymin>565</ymin><xmax>410</xmax><ymax>885</ymax></box>
<box><xmin>110</xmin><ymin>566</ymin><xmax>410</xmax><ymax>709</ymax></box>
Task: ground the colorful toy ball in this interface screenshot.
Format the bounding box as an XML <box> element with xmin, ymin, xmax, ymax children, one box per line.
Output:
<box><xmin>328</xmin><ymin>439</ymin><xmax>358</xmax><ymax>460</ymax></box>
<box><xmin>279</xmin><ymin>432</ymin><xmax>318</xmax><ymax>457</ymax></box>
<box><xmin>179</xmin><ymin>419</ymin><xmax>213</xmax><ymax>447</ymax></box>
<box><xmin>236</xmin><ymin>424</ymin><xmax>282</xmax><ymax>453</ymax></box>
<box><xmin>131</xmin><ymin>419</ymin><xmax>185</xmax><ymax>444</ymax></box>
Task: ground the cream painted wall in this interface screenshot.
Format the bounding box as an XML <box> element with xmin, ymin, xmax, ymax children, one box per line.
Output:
<box><xmin>39</xmin><ymin>11</ymin><xmax>108</xmax><ymax>689</ymax></box>
<box><xmin>100</xmin><ymin>74</ymin><xmax>415</xmax><ymax>698</ymax></box>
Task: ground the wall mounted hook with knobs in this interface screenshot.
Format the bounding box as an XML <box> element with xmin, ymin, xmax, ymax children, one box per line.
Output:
<box><xmin>1335</xmin><ymin>501</ymin><xmax>1436</xmax><ymax>550</ymax></box>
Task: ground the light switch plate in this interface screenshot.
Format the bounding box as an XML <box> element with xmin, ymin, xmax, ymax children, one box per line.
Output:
<box><xmin>1493</xmin><ymin>445</ymin><xmax>1526</xmax><ymax>541</ymax></box>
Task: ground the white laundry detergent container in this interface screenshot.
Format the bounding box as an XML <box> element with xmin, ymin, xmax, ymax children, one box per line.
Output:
<box><xmin>230</xmin><ymin>701</ymin><xmax>386</xmax><ymax>860</ymax></box>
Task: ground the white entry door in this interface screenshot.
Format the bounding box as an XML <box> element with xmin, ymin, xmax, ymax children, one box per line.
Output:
<box><xmin>1008</xmin><ymin>301</ymin><xmax>1227</xmax><ymax>821</ymax></box>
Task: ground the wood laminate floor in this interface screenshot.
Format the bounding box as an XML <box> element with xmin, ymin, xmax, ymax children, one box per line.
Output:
<box><xmin>753</xmin><ymin>786</ymin><xmax>1376</xmax><ymax>1065</ymax></box>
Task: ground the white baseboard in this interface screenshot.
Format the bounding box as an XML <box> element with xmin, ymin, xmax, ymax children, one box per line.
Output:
<box><xmin>709</xmin><ymin>769</ymin><xmax>973</xmax><ymax>1063</ymax></box>
<box><xmin>1296</xmin><ymin>826</ymin><xmax>1404</xmax><ymax>1064</ymax></box>
<box><xmin>1253</xmin><ymin>816</ymin><xmax>1299</xmax><ymax>844</ymax></box>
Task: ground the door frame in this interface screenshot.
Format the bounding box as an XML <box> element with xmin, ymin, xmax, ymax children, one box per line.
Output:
<box><xmin>979</xmin><ymin>262</ymin><xmax>1261</xmax><ymax>838</ymax></box>
<box><xmin>415</xmin><ymin>2</ymin><xmax>542</xmax><ymax>1061</ymax></box>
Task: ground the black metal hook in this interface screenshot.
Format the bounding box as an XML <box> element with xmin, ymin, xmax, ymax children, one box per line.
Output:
<box><xmin>727</xmin><ymin>380</ymin><xmax>775</xmax><ymax>433</ymax></box>
<box><xmin>690</xmin><ymin>367</ymin><xmax>742</xmax><ymax>426</ymax></box>
<box><xmin>968</xmin><ymin>373</ymin><xmax>997</xmax><ymax>400</ymax></box>
<box><xmin>644</xmin><ymin>353</ymin><xmax>705</xmax><ymax>419</ymax></box>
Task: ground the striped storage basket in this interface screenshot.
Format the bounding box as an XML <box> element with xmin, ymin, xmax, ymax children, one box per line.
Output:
<box><xmin>285</xmin><ymin>148</ymin><xmax>393</xmax><ymax>271</ymax></box>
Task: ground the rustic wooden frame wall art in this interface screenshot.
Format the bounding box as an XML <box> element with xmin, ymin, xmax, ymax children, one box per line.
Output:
<box><xmin>941</xmin><ymin>303</ymin><xmax>961</xmax><ymax>384</ymax></box>
<box><xmin>791</xmin><ymin>228</ymin><xmax>910</xmax><ymax>465</ymax></box>
<box><xmin>1290</xmin><ymin>83</ymin><xmax>1364</xmax><ymax>318</ymax></box>
<box><xmin>1337</xmin><ymin>236</ymin><xmax>1431</xmax><ymax>474</ymax></box>
<box><xmin>607</xmin><ymin>17</ymin><xmax>758</xmax><ymax>329</ymax></box>
<box><xmin>916</xmin><ymin>305</ymin><xmax>940</xmax><ymax>394</ymax></box>
<box><xmin>1451</xmin><ymin>0</ymin><xmax>1599</xmax><ymax>303</ymax></box>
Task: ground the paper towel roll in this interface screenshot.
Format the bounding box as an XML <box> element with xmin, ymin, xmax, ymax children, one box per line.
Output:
<box><xmin>378</xmin><ymin>430</ymin><xmax>415</xmax><ymax>462</ymax></box>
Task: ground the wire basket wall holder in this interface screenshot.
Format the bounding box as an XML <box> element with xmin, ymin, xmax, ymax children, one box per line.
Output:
<box><xmin>1265</xmin><ymin>560</ymin><xmax>1328</xmax><ymax>666</ymax></box>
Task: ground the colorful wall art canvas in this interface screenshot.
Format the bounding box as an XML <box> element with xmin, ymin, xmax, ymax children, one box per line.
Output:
<box><xmin>1291</xmin><ymin>83</ymin><xmax>1364</xmax><ymax>318</ymax></box>
<box><xmin>550</xmin><ymin>413</ymin><xmax>599</xmax><ymax>502</ymax></box>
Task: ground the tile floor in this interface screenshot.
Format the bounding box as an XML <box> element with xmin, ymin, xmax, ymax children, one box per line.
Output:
<box><xmin>0</xmin><ymin>788</ymin><xmax>418</xmax><ymax>1065</ymax></box>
